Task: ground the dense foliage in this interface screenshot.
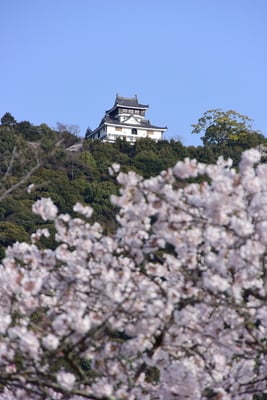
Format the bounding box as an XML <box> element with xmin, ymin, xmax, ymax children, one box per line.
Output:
<box><xmin>0</xmin><ymin>110</ymin><xmax>266</xmax><ymax>256</ymax></box>
<box><xmin>191</xmin><ymin>109</ymin><xmax>266</xmax><ymax>147</ymax></box>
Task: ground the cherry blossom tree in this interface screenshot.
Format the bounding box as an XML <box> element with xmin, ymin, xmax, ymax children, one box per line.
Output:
<box><xmin>0</xmin><ymin>149</ymin><xmax>266</xmax><ymax>399</ymax></box>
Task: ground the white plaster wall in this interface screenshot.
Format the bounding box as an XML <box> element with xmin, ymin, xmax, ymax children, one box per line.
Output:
<box><xmin>104</xmin><ymin>125</ymin><xmax>163</xmax><ymax>142</ymax></box>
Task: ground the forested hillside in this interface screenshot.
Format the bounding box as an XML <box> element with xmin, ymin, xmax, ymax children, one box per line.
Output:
<box><xmin>0</xmin><ymin>110</ymin><xmax>266</xmax><ymax>258</ymax></box>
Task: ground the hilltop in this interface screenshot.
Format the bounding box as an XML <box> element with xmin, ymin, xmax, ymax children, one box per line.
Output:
<box><xmin>0</xmin><ymin>110</ymin><xmax>266</xmax><ymax>257</ymax></box>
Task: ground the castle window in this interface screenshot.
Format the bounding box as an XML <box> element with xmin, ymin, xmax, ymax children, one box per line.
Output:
<box><xmin>132</xmin><ymin>128</ymin><xmax>137</xmax><ymax>135</ymax></box>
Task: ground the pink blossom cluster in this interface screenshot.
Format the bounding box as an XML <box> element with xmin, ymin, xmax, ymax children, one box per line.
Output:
<box><xmin>0</xmin><ymin>149</ymin><xmax>266</xmax><ymax>399</ymax></box>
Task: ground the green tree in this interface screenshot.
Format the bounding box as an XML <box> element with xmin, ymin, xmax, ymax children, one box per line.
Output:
<box><xmin>85</xmin><ymin>141</ymin><xmax>129</xmax><ymax>174</ymax></box>
<box><xmin>84</xmin><ymin>180</ymin><xmax>118</xmax><ymax>230</ymax></box>
<box><xmin>16</xmin><ymin>121</ymin><xmax>42</xmax><ymax>141</ymax></box>
<box><xmin>187</xmin><ymin>145</ymin><xmax>218</xmax><ymax>165</ymax></box>
<box><xmin>192</xmin><ymin>109</ymin><xmax>263</xmax><ymax>146</ymax></box>
<box><xmin>38</xmin><ymin>124</ymin><xmax>58</xmax><ymax>151</ymax></box>
<box><xmin>134</xmin><ymin>137</ymin><xmax>158</xmax><ymax>154</ymax></box>
<box><xmin>132</xmin><ymin>150</ymin><xmax>167</xmax><ymax>177</ymax></box>
<box><xmin>114</xmin><ymin>137</ymin><xmax>134</xmax><ymax>157</ymax></box>
<box><xmin>1</xmin><ymin>112</ymin><xmax>16</xmax><ymax>126</ymax></box>
<box><xmin>0</xmin><ymin>221</ymin><xmax>29</xmax><ymax>258</ymax></box>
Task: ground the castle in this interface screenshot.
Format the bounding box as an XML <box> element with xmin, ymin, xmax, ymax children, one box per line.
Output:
<box><xmin>87</xmin><ymin>94</ymin><xmax>167</xmax><ymax>143</ymax></box>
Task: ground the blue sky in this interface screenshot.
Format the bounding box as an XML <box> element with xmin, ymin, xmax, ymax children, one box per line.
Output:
<box><xmin>1</xmin><ymin>0</ymin><xmax>266</xmax><ymax>146</ymax></box>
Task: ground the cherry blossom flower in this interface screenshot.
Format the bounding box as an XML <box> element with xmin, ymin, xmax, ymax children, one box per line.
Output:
<box><xmin>56</xmin><ymin>371</ymin><xmax>76</xmax><ymax>391</ymax></box>
<box><xmin>0</xmin><ymin>148</ymin><xmax>266</xmax><ymax>399</ymax></box>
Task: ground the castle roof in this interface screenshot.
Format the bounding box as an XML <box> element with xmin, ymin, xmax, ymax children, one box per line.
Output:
<box><xmin>107</xmin><ymin>94</ymin><xmax>149</xmax><ymax>113</ymax></box>
<box><xmin>116</xmin><ymin>95</ymin><xmax>148</xmax><ymax>109</ymax></box>
<box><xmin>100</xmin><ymin>115</ymin><xmax>166</xmax><ymax>130</ymax></box>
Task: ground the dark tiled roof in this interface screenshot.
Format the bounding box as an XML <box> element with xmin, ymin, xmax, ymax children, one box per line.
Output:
<box><xmin>92</xmin><ymin>115</ymin><xmax>167</xmax><ymax>133</ymax></box>
<box><xmin>115</xmin><ymin>95</ymin><xmax>149</xmax><ymax>109</ymax></box>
